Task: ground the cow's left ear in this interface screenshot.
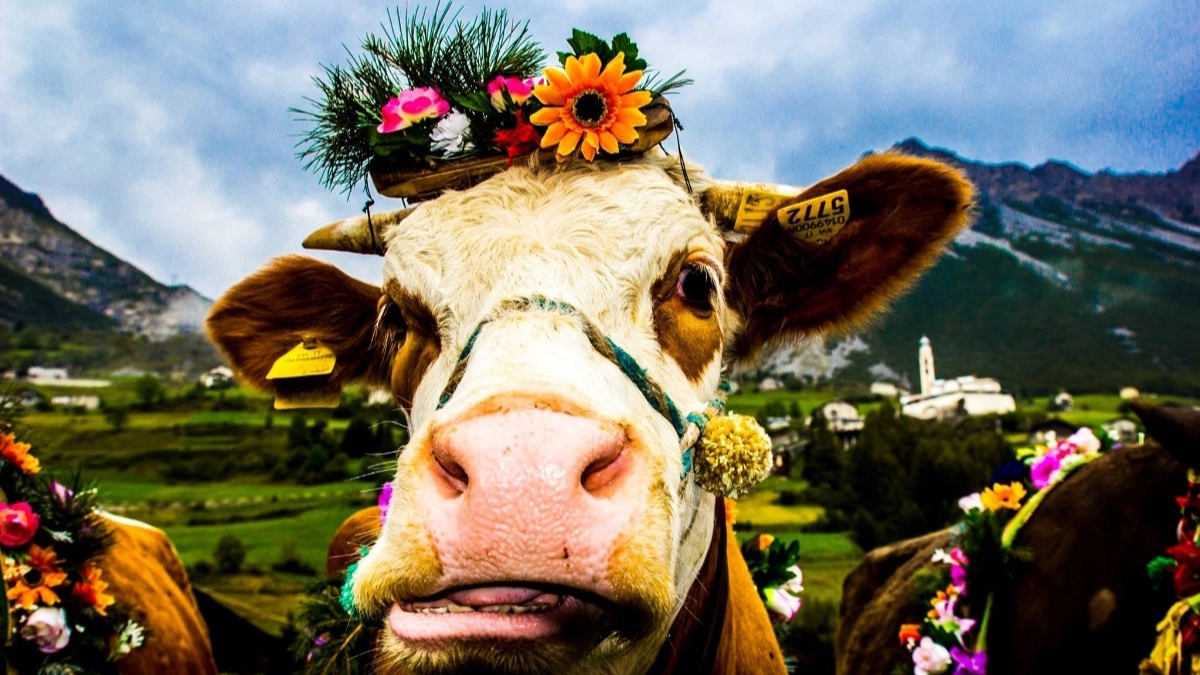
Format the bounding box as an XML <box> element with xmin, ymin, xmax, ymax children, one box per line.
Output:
<box><xmin>721</xmin><ymin>152</ymin><xmax>974</xmax><ymax>361</ymax></box>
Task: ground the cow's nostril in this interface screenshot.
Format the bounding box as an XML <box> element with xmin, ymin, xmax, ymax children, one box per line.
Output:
<box><xmin>581</xmin><ymin>449</ymin><xmax>628</xmax><ymax>494</ymax></box>
<box><xmin>433</xmin><ymin>448</ymin><xmax>469</xmax><ymax>494</ymax></box>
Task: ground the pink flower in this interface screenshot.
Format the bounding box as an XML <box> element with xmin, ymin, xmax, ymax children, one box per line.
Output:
<box><xmin>486</xmin><ymin>75</ymin><xmax>540</xmax><ymax>111</ymax></box>
<box><xmin>378</xmin><ymin>482</ymin><xmax>394</xmax><ymax>527</ymax></box>
<box><xmin>763</xmin><ymin>587</ymin><xmax>802</xmax><ymax>622</ymax></box>
<box><xmin>1068</xmin><ymin>428</ymin><xmax>1101</xmax><ymax>455</ymax></box>
<box><xmin>957</xmin><ymin>493</ymin><xmax>983</xmax><ymax>513</ymax></box>
<box><xmin>912</xmin><ymin>637</ymin><xmax>952</xmax><ymax>674</ymax></box>
<box><xmin>50</xmin><ymin>481</ymin><xmax>73</xmax><ymax>504</ymax></box>
<box><xmin>377</xmin><ymin>87</ymin><xmax>450</xmax><ymax>134</ymax></box>
<box><xmin>0</xmin><ymin>501</ymin><xmax>40</xmax><ymax>547</ymax></box>
<box><xmin>20</xmin><ymin>606</ymin><xmax>70</xmax><ymax>653</ymax></box>
<box><xmin>1030</xmin><ymin>453</ymin><xmax>1062</xmax><ymax>489</ymax></box>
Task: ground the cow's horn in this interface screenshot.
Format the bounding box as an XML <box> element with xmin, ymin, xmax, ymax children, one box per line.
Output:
<box><xmin>698</xmin><ymin>182</ymin><xmax>802</xmax><ymax>232</ymax></box>
<box><xmin>302</xmin><ymin>207</ymin><xmax>415</xmax><ymax>255</ymax></box>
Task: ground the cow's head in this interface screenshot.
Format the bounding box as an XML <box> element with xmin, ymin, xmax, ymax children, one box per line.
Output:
<box><xmin>207</xmin><ymin>151</ymin><xmax>972</xmax><ymax>674</ymax></box>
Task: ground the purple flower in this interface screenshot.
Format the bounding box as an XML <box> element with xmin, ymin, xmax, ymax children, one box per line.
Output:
<box><xmin>51</xmin><ymin>481</ymin><xmax>73</xmax><ymax>504</ymax></box>
<box><xmin>951</xmin><ymin>646</ymin><xmax>987</xmax><ymax>675</ymax></box>
<box><xmin>378</xmin><ymin>482</ymin><xmax>394</xmax><ymax>527</ymax></box>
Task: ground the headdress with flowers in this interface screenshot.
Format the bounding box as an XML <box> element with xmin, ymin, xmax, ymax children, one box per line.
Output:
<box><xmin>0</xmin><ymin>427</ymin><xmax>144</xmax><ymax>673</ymax></box>
<box><xmin>294</xmin><ymin>4</ymin><xmax>690</xmax><ymax>201</ymax></box>
<box><xmin>898</xmin><ymin>426</ymin><xmax>1113</xmax><ymax>675</ymax></box>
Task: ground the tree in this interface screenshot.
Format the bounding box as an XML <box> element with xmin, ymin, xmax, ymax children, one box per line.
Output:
<box><xmin>103</xmin><ymin>406</ymin><xmax>129</xmax><ymax>432</ymax></box>
<box><xmin>214</xmin><ymin>534</ymin><xmax>248</xmax><ymax>574</ymax></box>
<box><xmin>341</xmin><ymin>418</ymin><xmax>375</xmax><ymax>458</ymax></box>
<box><xmin>135</xmin><ymin>374</ymin><xmax>164</xmax><ymax>410</ymax></box>
<box><xmin>801</xmin><ymin>410</ymin><xmax>843</xmax><ymax>488</ymax></box>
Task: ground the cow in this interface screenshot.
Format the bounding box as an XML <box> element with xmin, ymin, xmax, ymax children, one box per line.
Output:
<box><xmin>93</xmin><ymin>513</ymin><xmax>221</xmax><ymax>675</ymax></box>
<box><xmin>836</xmin><ymin>400</ymin><xmax>1197</xmax><ymax>675</ymax></box>
<box><xmin>206</xmin><ymin>149</ymin><xmax>974</xmax><ymax>675</ymax></box>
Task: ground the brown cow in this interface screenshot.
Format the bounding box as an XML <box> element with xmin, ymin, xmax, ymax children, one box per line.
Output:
<box><xmin>208</xmin><ymin>150</ymin><xmax>974</xmax><ymax>674</ymax></box>
<box><xmin>837</xmin><ymin>401</ymin><xmax>1195</xmax><ymax>675</ymax></box>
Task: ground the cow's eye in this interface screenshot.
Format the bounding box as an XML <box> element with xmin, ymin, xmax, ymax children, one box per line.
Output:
<box><xmin>675</xmin><ymin>264</ymin><xmax>715</xmax><ymax>311</ymax></box>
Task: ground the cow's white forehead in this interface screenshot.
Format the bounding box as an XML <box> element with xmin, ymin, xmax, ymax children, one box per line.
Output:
<box><xmin>379</xmin><ymin>155</ymin><xmax>721</xmax><ymax>343</ymax></box>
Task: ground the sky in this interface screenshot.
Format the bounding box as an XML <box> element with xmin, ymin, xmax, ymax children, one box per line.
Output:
<box><xmin>1</xmin><ymin>0</ymin><xmax>1197</xmax><ymax>299</ymax></box>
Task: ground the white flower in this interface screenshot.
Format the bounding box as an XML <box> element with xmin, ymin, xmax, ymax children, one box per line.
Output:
<box><xmin>1068</xmin><ymin>427</ymin><xmax>1101</xmax><ymax>455</ymax></box>
<box><xmin>430</xmin><ymin>110</ymin><xmax>473</xmax><ymax>157</ymax></box>
<box><xmin>782</xmin><ymin>564</ymin><xmax>804</xmax><ymax>595</ymax></box>
<box><xmin>20</xmin><ymin>607</ymin><xmax>71</xmax><ymax>654</ymax></box>
<box><xmin>958</xmin><ymin>493</ymin><xmax>983</xmax><ymax>513</ymax></box>
<box><xmin>113</xmin><ymin>621</ymin><xmax>145</xmax><ymax>657</ymax></box>
<box><xmin>763</xmin><ymin>587</ymin><xmax>802</xmax><ymax>622</ymax></box>
<box><xmin>912</xmin><ymin>637</ymin><xmax>952</xmax><ymax>675</ymax></box>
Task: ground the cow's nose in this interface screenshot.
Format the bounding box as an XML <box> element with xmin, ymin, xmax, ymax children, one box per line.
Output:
<box><xmin>431</xmin><ymin>407</ymin><xmax>630</xmax><ymax>499</ymax></box>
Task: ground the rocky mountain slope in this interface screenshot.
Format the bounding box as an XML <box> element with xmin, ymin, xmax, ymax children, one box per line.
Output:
<box><xmin>764</xmin><ymin>139</ymin><xmax>1200</xmax><ymax>396</ymax></box>
<box><xmin>0</xmin><ymin>174</ymin><xmax>210</xmax><ymax>337</ymax></box>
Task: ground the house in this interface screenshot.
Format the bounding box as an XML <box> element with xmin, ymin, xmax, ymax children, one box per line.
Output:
<box><xmin>870</xmin><ymin>382</ymin><xmax>905</xmax><ymax>398</ymax></box>
<box><xmin>758</xmin><ymin>377</ymin><xmax>783</xmax><ymax>392</ymax></box>
<box><xmin>50</xmin><ymin>395</ymin><xmax>101</xmax><ymax>411</ymax></box>
<box><xmin>1051</xmin><ymin>392</ymin><xmax>1074</xmax><ymax>411</ymax></box>
<box><xmin>1028</xmin><ymin>418</ymin><xmax>1079</xmax><ymax>445</ymax></box>
<box><xmin>200</xmin><ymin>366</ymin><xmax>235</xmax><ymax>389</ymax></box>
<box><xmin>27</xmin><ymin>366</ymin><xmax>69</xmax><ymax>381</ymax></box>
<box><xmin>1119</xmin><ymin>387</ymin><xmax>1141</xmax><ymax>400</ymax></box>
<box><xmin>900</xmin><ymin>337</ymin><xmax>1016</xmax><ymax>420</ymax></box>
<box><xmin>1103</xmin><ymin>418</ymin><xmax>1141</xmax><ymax>445</ymax></box>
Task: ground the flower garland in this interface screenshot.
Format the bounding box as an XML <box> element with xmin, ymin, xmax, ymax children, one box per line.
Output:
<box><xmin>1141</xmin><ymin>469</ymin><xmax>1200</xmax><ymax>674</ymax></box>
<box><xmin>898</xmin><ymin>427</ymin><xmax>1110</xmax><ymax>675</ymax></box>
<box><xmin>0</xmin><ymin>429</ymin><xmax>145</xmax><ymax>673</ymax></box>
<box><xmin>728</xmin><ymin>501</ymin><xmax>805</xmax><ymax>623</ymax></box>
<box><xmin>295</xmin><ymin>5</ymin><xmax>691</xmax><ymax>196</ymax></box>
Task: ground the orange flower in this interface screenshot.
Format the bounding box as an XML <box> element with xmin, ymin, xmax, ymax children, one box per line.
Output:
<box><xmin>0</xmin><ymin>432</ymin><xmax>39</xmax><ymax>474</ymax></box>
<box><xmin>724</xmin><ymin>497</ymin><xmax>738</xmax><ymax>526</ymax></box>
<box><xmin>898</xmin><ymin>623</ymin><xmax>922</xmax><ymax>646</ymax></box>
<box><xmin>980</xmin><ymin>481</ymin><xmax>1027</xmax><ymax>511</ymax></box>
<box><xmin>529</xmin><ymin>52</ymin><xmax>651</xmax><ymax>161</ymax></box>
<box><xmin>755</xmin><ymin>534</ymin><xmax>775</xmax><ymax>551</ymax></box>
<box><xmin>74</xmin><ymin>563</ymin><xmax>115</xmax><ymax>615</ymax></box>
<box><xmin>5</xmin><ymin>545</ymin><xmax>68</xmax><ymax>610</ymax></box>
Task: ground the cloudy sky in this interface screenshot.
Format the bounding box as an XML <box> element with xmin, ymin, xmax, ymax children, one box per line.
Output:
<box><xmin>2</xmin><ymin>0</ymin><xmax>1197</xmax><ymax>298</ymax></box>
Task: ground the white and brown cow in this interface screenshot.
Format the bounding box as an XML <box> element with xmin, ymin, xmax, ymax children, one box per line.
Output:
<box><xmin>207</xmin><ymin>150</ymin><xmax>973</xmax><ymax>675</ymax></box>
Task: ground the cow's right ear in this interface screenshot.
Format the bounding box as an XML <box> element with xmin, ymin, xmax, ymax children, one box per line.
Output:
<box><xmin>206</xmin><ymin>255</ymin><xmax>401</xmax><ymax>405</ymax></box>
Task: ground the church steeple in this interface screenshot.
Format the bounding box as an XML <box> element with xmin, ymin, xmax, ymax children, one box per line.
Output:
<box><xmin>919</xmin><ymin>336</ymin><xmax>935</xmax><ymax>395</ymax></box>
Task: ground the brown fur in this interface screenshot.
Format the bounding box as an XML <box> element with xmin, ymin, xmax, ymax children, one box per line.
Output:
<box><xmin>383</xmin><ymin>281</ymin><xmax>442</xmax><ymax>408</ymax></box>
<box><xmin>206</xmin><ymin>255</ymin><xmax>398</xmax><ymax>397</ymax></box>
<box><xmin>325</xmin><ymin>509</ymin><xmax>787</xmax><ymax>675</ymax></box>
<box><xmin>98</xmin><ymin>516</ymin><xmax>219</xmax><ymax>675</ymax></box>
<box><xmin>650</xmin><ymin>251</ymin><xmax>722</xmax><ymax>383</ymax></box>
<box><xmin>725</xmin><ymin>152</ymin><xmax>975</xmax><ymax>361</ymax></box>
<box><xmin>837</xmin><ymin>403</ymin><xmax>1199</xmax><ymax>675</ymax></box>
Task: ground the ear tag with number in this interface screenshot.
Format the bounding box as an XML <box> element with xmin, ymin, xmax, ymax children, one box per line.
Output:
<box><xmin>733</xmin><ymin>189</ymin><xmax>795</xmax><ymax>234</ymax></box>
<box><xmin>777</xmin><ymin>189</ymin><xmax>851</xmax><ymax>246</ymax></box>
<box><xmin>266</xmin><ymin>337</ymin><xmax>337</xmax><ymax>380</ymax></box>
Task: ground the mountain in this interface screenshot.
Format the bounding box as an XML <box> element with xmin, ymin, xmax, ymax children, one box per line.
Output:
<box><xmin>765</xmin><ymin>139</ymin><xmax>1200</xmax><ymax>397</ymax></box>
<box><xmin>0</xmin><ymin>174</ymin><xmax>211</xmax><ymax>337</ymax></box>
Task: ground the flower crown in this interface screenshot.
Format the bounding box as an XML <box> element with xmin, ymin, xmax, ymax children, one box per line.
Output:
<box><xmin>294</xmin><ymin>5</ymin><xmax>690</xmax><ymax>200</ymax></box>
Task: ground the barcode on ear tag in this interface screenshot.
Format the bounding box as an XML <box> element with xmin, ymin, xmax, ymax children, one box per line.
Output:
<box><xmin>266</xmin><ymin>340</ymin><xmax>337</xmax><ymax>380</ymax></box>
<box><xmin>733</xmin><ymin>189</ymin><xmax>794</xmax><ymax>234</ymax></box>
<box><xmin>777</xmin><ymin>189</ymin><xmax>850</xmax><ymax>246</ymax></box>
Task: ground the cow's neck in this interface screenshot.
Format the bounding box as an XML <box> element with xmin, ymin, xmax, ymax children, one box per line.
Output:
<box><xmin>645</xmin><ymin>498</ymin><xmax>729</xmax><ymax>675</ymax></box>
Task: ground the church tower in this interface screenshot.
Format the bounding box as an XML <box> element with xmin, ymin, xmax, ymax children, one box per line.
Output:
<box><xmin>919</xmin><ymin>336</ymin><xmax>935</xmax><ymax>395</ymax></box>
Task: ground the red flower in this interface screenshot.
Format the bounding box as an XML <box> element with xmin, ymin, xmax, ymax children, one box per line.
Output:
<box><xmin>1167</xmin><ymin>541</ymin><xmax>1200</xmax><ymax>597</ymax></box>
<box><xmin>493</xmin><ymin>111</ymin><xmax>542</xmax><ymax>165</ymax></box>
<box><xmin>0</xmin><ymin>501</ymin><xmax>40</xmax><ymax>547</ymax></box>
<box><xmin>898</xmin><ymin>623</ymin><xmax>922</xmax><ymax>647</ymax></box>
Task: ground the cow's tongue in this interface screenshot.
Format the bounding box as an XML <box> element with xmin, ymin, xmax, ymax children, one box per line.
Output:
<box><xmin>408</xmin><ymin>586</ymin><xmax>562</xmax><ymax>610</ymax></box>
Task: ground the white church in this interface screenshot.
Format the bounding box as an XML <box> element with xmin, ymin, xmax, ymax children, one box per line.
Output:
<box><xmin>899</xmin><ymin>337</ymin><xmax>1016</xmax><ymax>420</ymax></box>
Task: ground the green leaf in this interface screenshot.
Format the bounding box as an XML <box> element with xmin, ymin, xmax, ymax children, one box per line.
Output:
<box><xmin>610</xmin><ymin>33</ymin><xmax>647</xmax><ymax>71</ymax></box>
<box><xmin>449</xmin><ymin>91</ymin><xmax>495</xmax><ymax>114</ymax></box>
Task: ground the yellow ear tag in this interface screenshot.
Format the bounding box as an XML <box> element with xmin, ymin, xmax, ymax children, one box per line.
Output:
<box><xmin>733</xmin><ymin>189</ymin><xmax>795</xmax><ymax>234</ymax></box>
<box><xmin>777</xmin><ymin>189</ymin><xmax>850</xmax><ymax>246</ymax></box>
<box><xmin>266</xmin><ymin>338</ymin><xmax>337</xmax><ymax>380</ymax></box>
<box><xmin>273</xmin><ymin>390</ymin><xmax>342</xmax><ymax>410</ymax></box>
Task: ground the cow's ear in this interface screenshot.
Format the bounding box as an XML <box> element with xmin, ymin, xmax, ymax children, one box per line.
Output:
<box><xmin>206</xmin><ymin>255</ymin><xmax>399</xmax><ymax>403</ymax></box>
<box><xmin>723</xmin><ymin>152</ymin><xmax>974</xmax><ymax>361</ymax></box>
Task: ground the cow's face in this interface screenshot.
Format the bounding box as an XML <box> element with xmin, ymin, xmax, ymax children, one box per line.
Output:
<box><xmin>207</xmin><ymin>152</ymin><xmax>973</xmax><ymax>675</ymax></box>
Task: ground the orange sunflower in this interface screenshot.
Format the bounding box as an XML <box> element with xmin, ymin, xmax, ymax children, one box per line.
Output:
<box><xmin>0</xmin><ymin>431</ymin><xmax>39</xmax><ymax>474</ymax></box>
<box><xmin>5</xmin><ymin>545</ymin><xmax>69</xmax><ymax>610</ymax></box>
<box><xmin>529</xmin><ymin>51</ymin><xmax>652</xmax><ymax>161</ymax></box>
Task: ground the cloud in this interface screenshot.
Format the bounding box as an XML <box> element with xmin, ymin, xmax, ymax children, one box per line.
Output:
<box><xmin>0</xmin><ymin>0</ymin><xmax>1196</xmax><ymax>299</ymax></box>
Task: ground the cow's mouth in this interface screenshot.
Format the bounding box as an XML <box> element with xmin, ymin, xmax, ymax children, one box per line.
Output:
<box><xmin>390</xmin><ymin>583</ymin><xmax>627</xmax><ymax>642</ymax></box>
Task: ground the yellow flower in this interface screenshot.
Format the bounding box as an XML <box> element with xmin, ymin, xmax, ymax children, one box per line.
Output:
<box><xmin>529</xmin><ymin>52</ymin><xmax>652</xmax><ymax>161</ymax></box>
<box><xmin>755</xmin><ymin>534</ymin><xmax>775</xmax><ymax>551</ymax></box>
<box><xmin>980</xmin><ymin>481</ymin><xmax>1027</xmax><ymax>511</ymax></box>
<box><xmin>0</xmin><ymin>432</ymin><xmax>39</xmax><ymax>474</ymax></box>
<box><xmin>5</xmin><ymin>545</ymin><xmax>68</xmax><ymax>610</ymax></box>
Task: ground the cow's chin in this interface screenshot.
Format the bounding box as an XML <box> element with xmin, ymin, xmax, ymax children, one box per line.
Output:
<box><xmin>373</xmin><ymin>584</ymin><xmax>658</xmax><ymax>675</ymax></box>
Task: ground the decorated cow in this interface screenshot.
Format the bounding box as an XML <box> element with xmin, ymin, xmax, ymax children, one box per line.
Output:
<box><xmin>206</xmin><ymin>12</ymin><xmax>974</xmax><ymax>675</ymax></box>
<box><xmin>836</xmin><ymin>401</ymin><xmax>1199</xmax><ymax>675</ymax></box>
<box><xmin>1</xmin><ymin>430</ymin><xmax>218</xmax><ymax>675</ymax></box>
